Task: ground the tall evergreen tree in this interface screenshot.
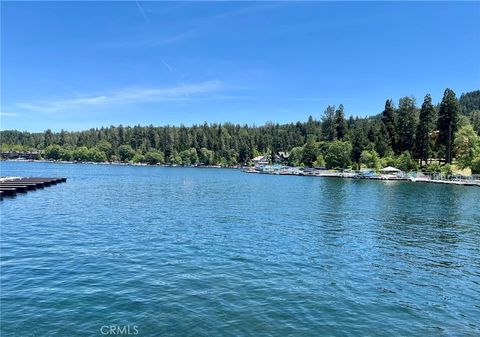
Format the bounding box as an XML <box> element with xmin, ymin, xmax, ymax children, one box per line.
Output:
<box><xmin>321</xmin><ymin>105</ymin><xmax>336</xmax><ymax>141</ymax></box>
<box><xmin>437</xmin><ymin>88</ymin><xmax>460</xmax><ymax>164</ymax></box>
<box><xmin>351</xmin><ymin>123</ymin><xmax>368</xmax><ymax>169</ymax></box>
<box><xmin>381</xmin><ymin>99</ymin><xmax>396</xmax><ymax>152</ymax></box>
<box><xmin>396</xmin><ymin>96</ymin><xmax>418</xmax><ymax>153</ymax></box>
<box><xmin>302</xmin><ymin>135</ymin><xmax>318</xmax><ymax>167</ymax></box>
<box><xmin>44</xmin><ymin>129</ymin><xmax>53</xmax><ymax>148</ymax></box>
<box><xmin>415</xmin><ymin>94</ymin><xmax>436</xmax><ymax>166</ymax></box>
<box><xmin>334</xmin><ymin>104</ymin><xmax>347</xmax><ymax>140</ymax></box>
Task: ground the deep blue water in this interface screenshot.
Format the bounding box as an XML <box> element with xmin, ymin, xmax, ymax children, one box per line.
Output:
<box><xmin>1</xmin><ymin>161</ymin><xmax>479</xmax><ymax>336</ymax></box>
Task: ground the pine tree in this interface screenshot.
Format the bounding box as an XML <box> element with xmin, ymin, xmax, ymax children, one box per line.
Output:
<box><xmin>397</xmin><ymin>96</ymin><xmax>418</xmax><ymax>153</ymax></box>
<box><xmin>381</xmin><ymin>99</ymin><xmax>396</xmax><ymax>152</ymax></box>
<box><xmin>437</xmin><ymin>88</ymin><xmax>460</xmax><ymax>164</ymax></box>
<box><xmin>415</xmin><ymin>94</ymin><xmax>436</xmax><ymax>166</ymax></box>
<box><xmin>321</xmin><ymin>105</ymin><xmax>336</xmax><ymax>141</ymax></box>
<box><xmin>334</xmin><ymin>104</ymin><xmax>348</xmax><ymax>141</ymax></box>
<box><xmin>44</xmin><ymin>129</ymin><xmax>53</xmax><ymax>148</ymax></box>
<box><xmin>351</xmin><ymin>124</ymin><xmax>368</xmax><ymax>169</ymax></box>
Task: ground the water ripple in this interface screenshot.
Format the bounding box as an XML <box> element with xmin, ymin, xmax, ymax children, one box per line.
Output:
<box><xmin>1</xmin><ymin>162</ymin><xmax>479</xmax><ymax>336</ymax></box>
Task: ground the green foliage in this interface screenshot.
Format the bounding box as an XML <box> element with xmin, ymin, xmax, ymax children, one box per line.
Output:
<box><xmin>470</xmin><ymin>110</ymin><xmax>480</xmax><ymax>135</ymax></box>
<box><xmin>441</xmin><ymin>164</ymin><xmax>453</xmax><ymax>176</ymax></box>
<box><xmin>425</xmin><ymin>162</ymin><xmax>441</xmax><ymax>173</ymax></box>
<box><xmin>288</xmin><ymin>147</ymin><xmax>304</xmax><ymax>166</ymax></box>
<box><xmin>199</xmin><ymin>148</ymin><xmax>214</xmax><ymax>165</ymax></box>
<box><xmin>313</xmin><ymin>154</ymin><xmax>325</xmax><ymax>167</ymax></box>
<box><xmin>88</xmin><ymin>148</ymin><xmax>107</xmax><ymax>162</ymax></box>
<box><xmin>459</xmin><ymin>90</ymin><xmax>480</xmax><ymax>115</ymax></box>
<box><xmin>325</xmin><ymin>141</ymin><xmax>352</xmax><ymax>169</ymax></box>
<box><xmin>118</xmin><ymin>145</ymin><xmax>135</xmax><ymax>162</ymax></box>
<box><xmin>395</xmin><ymin>151</ymin><xmax>418</xmax><ymax>172</ymax></box>
<box><xmin>179</xmin><ymin>148</ymin><xmax>198</xmax><ymax>165</ymax></box>
<box><xmin>437</xmin><ymin>88</ymin><xmax>460</xmax><ymax>164</ymax></box>
<box><xmin>334</xmin><ymin>104</ymin><xmax>347</xmax><ymax>140</ymax></box>
<box><xmin>415</xmin><ymin>94</ymin><xmax>436</xmax><ymax>164</ymax></box>
<box><xmin>321</xmin><ymin>105</ymin><xmax>336</xmax><ymax>141</ymax></box>
<box><xmin>471</xmin><ymin>157</ymin><xmax>480</xmax><ymax>174</ymax></box>
<box><xmin>95</xmin><ymin>140</ymin><xmax>113</xmax><ymax>159</ymax></box>
<box><xmin>1</xmin><ymin>89</ymin><xmax>478</xmax><ymax>171</ymax></box>
<box><xmin>360</xmin><ymin>150</ymin><xmax>381</xmax><ymax>171</ymax></box>
<box><xmin>381</xmin><ymin>99</ymin><xmax>396</xmax><ymax>151</ymax></box>
<box><xmin>454</xmin><ymin>125</ymin><xmax>480</xmax><ymax>169</ymax></box>
<box><xmin>132</xmin><ymin>153</ymin><xmax>145</xmax><ymax>163</ymax></box>
<box><xmin>145</xmin><ymin>151</ymin><xmax>164</xmax><ymax>165</ymax></box>
<box><xmin>71</xmin><ymin>146</ymin><xmax>89</xmax><ymax>162</ymax></box>
<box><xmin>381</xmin><ymin>156</ymin><xmax>397</xmax><ymax>168</ymax></box>
<box><xmin>1</xmin><ymin>143</ymin><xmax>28</xmax><ymax>152</ymax></box>
<box><xmin>169</xmin><ymin>151</ymin><xmax>183</xmax><ymax>165</ymax></box>
<box><xmin>397</xmin><ymin>96</ymin><xmax>418</xmax><ymax>153</ymax></box>
<box><xmin>302</xmin><ymin>136</ymin><xmax>318</xmax><ymax>167</ymax></box>
<box><xmin>59</xmin><ymin>147</ymin><xmax>73</xmax><ymax>161</ymax></box>
<box><xmin>44</xmin><ymin>144</ymin><xmax>62</xmax><ymax>160</ymax></box>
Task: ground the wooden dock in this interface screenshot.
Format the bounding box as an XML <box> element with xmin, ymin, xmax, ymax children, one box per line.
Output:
<box><xmin>0</xmin><ymin>177</ymin><xmax>67</xmax><ymax>199</ymax></box>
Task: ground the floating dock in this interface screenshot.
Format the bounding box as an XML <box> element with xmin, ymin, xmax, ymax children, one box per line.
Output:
<box><xmin>0</xmin><ymin>177</ymin><xmax>67</xmax><ymax>199</ymax></box>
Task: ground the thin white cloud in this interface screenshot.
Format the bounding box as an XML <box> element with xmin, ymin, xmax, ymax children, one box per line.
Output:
<box><xmin>13</xmin><ymin>80</ymin><xmax>224</xmax><ymax>114</ymax></box>
<box><xmin>104</xmin><ymin>3</ymin><xmax>286</xmax><ymax>49</ymax></box>
<box><xmin>135</xmin><ymin>0</ymin><xmax>149</xmax><ymax>24</ymax></box>
<box><xmin>161</xmin><ymin>59</ymin><xmax>174</xmax><ymax>73</ymax></box>
<box><xmin>0</xmin><ymin>112</ymin><xmax>20</xmax><ymax>117</ymax></box>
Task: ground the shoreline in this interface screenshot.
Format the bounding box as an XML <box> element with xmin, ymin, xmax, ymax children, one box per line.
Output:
<box><xmin>0</xmin><ymin>159</ymin><xmax>241</xmax><ymax>169</ymax></box>
<box><xmin>243</xmin><ymin>166</ymin><xmax>480</xmax><ymax>187</ymax></box>
<box><xmin>2</xmin><ymin>159</ymin><xmax>479</xmax><ymax>187</ymax></box>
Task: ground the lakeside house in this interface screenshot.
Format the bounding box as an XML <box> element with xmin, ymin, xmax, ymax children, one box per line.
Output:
<box><xmin>1</xmin><ymin>151</ymin><xmax>42</xmax><ymax>160</ymax></box>
<box><xmin>277</xmin><ymin>152</ymin><xmax>290</xmax><ymax>164</ymax></box>
<box><xmin>252</xmin><ymin>152</ymin><xmax>290</xmax><ymax>166</ymax></box>
<box><xmin>252</xmin><ymin>155</ymin><xmax>270</xmax><ymax>166</ymax></box>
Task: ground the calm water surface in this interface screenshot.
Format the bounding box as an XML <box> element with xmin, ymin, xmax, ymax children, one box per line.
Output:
<box><xmin>1</xmin><ymin>161</ymin><xmax>479</xmax><ymax>336</ymax></box>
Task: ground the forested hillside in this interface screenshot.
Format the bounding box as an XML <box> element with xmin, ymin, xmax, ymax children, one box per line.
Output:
<box><xmin>2</xmin><ymin>89</ymin><xmax>480</xmax><ymax>172</ymax></box>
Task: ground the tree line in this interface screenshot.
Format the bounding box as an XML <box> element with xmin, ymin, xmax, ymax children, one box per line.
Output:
<box><xmin>1</xmin><ymin>89</ymin><xmax>480</xmax><ymax>173</ymax></box>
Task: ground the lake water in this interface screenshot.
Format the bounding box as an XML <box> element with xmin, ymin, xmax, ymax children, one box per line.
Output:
<box><xmin>1</xmin><ymin>161</ymin><xmax>479</xmax><ymax>336</ymax></box>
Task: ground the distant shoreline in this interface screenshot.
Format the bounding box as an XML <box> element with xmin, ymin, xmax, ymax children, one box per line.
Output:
<box><xmin>0</xmin><ymin>158</ymin><xmax>242</xmax><ymax>169</ymax></box>
<box><xmin>2</xmin><ymin>158</ymin><xmax>480</xmax><ymax>187</ymax></box>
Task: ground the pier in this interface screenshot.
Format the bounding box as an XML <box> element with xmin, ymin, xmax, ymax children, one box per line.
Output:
<box><xmin>0</xmin><ymin>177</ymin><xmax>67</xmax><ymax>199</ymax></box>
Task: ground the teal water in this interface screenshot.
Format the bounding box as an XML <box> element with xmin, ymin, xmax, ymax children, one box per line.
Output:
<box><xmin>1</xmin><ymin>161</ymin><xmax>479</xmax><ymax>336</ymax></box>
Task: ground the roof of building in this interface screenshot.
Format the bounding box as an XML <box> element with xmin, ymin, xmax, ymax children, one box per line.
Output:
<box><xmin>380</xmin><ymin>166</ymin><xmax>401</xmax><ymax>172</ymax></box>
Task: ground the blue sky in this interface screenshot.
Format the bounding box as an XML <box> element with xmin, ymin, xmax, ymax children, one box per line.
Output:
<box><xmin>1</xmin><ymin>1</ymin><xmax>479</xmax><ymax>132</ymax></box>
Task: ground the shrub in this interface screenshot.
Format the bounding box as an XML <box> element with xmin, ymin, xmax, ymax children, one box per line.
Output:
<box><xmin>425</xmin><ymin>162</ymin><xmax>441</xmax><ymax>173</ymax></box>
<box><xmin>325</xmin><ymin>141</ymin><xmax>352</xmax><ymax>169</ymax></box>
<box><xmin>441</xmin><ymin>164</ymin><xmax>453</xmax><ymax>176</ymax></box>
<box><xmin>396</xmin><ymin>151</ymin><xmax>418</xmax><ymax>172</ymax></box>
<box><xmin>471</xmin><ymin>157</ymin><xmax>480</xmax><ymax>174</ymax></box>
<box><xmin>118</xmin><ymin>145</ymin><xmax>135</xmax><ymax>162</ymax></box>
<box><xmin>132</xmin><ymin>153</ymin><xmax>145</xmax><ymax>163</ymax></box>
<box><xmin>145</xmin><ymin>151</ymin><xmax>164</xmax><ymax>165</ymax></box>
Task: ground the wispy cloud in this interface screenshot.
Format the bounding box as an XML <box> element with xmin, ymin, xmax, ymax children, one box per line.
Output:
<box><xmin>161</xmin><ymin>59</ymin><xmax>173</xmax><ymax>73</ymax></box>
<box><xmin>104</xmin><ymin>3</ymin><xmax>287</xmax><ymax>49</ymax></box>
<box><xmin>135</xmin><ymin>0</ymin><xmax>149</xmax><ymax>24</ymax></box>
<box><xmin>0</xmin><ymin>112</ymin><xmax>21</xmax><ymax>117</ymax></box>
<box><xmin>13</xmin><ymin>80</ymin><xmax>224</xmax><ymax>114</ymax></box>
